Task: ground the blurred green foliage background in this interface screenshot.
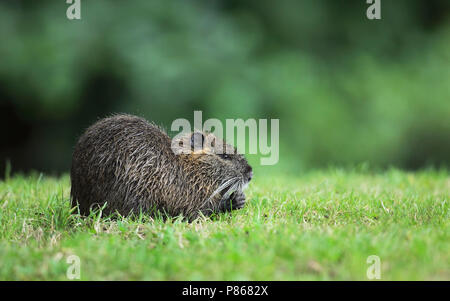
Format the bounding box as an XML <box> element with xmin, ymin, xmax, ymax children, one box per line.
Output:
<box><xmin>0</xmin><ymin>0</ymin><xmax>449</xmax><ymax>175</ymax></box>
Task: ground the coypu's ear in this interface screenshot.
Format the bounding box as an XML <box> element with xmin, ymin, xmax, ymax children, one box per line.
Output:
<box><xmin>190</xmin><ymin>132</ymin><xmax>205</xmax><ymax>151</ymax></box>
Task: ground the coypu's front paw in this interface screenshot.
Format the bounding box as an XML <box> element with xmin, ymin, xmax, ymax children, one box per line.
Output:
<box><xmin>220</xmin><ymin>191</ymin><xmax>246</xmax><ymax>212</ymax></box>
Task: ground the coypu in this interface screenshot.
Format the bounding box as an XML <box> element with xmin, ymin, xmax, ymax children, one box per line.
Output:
<box><xmin>70</xmin><ymin>114</ymin><xmax>253</xmax><ymax>220</ymax></box>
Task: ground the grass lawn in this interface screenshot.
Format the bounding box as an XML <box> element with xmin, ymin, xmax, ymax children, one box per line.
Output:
<box><xmin>0</xmin><ymin>168</ymin><xmax>448</xmax><ymax>280</ymax></box>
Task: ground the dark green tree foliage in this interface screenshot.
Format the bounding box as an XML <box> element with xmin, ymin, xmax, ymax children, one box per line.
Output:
<box><xmin>0</xmin><ymin>0</ymin><xmax>449</xmax><ymax>174</ymax></box>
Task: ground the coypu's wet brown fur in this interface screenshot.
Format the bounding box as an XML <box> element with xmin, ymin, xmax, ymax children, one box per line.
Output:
<box><xmin>70</xmin><ymin>114</ymin><xmax>253</xmax><ymax>220</ymax></box>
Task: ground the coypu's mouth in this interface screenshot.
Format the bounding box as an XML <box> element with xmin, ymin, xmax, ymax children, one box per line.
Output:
<box><xmin>204</xmin><ymin>176</ymin><xmax>246</xmax><ymax>211</ymax></box>
<box><xmin>242</xmin><ymin>181</ymin><xmax>250</xmax><ymax>191</ymax></box>
<box><xmin>220</xmin><ymin>177</ymin><xmax>243</xmax><ymax>199</ymax></box>
<box><xmin>218</xmin><ymin>177</ymin><xmax>247</xmax><ymax>212</ymax></box>
<box><xmin>219</xmin><ymin>190</ymin><xmax>246</xmax><ymax>212</ymax></box>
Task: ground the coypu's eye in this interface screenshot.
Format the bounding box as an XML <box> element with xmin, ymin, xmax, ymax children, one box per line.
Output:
<box><xmin>219</xmin><ymin>153</ymin><xmax>232</xmax><ymax>160</ymax></box>
<box><xmin>190</xmin><ymin>132</ymin><xmax>205</xmax><ymax>151</ymax></box>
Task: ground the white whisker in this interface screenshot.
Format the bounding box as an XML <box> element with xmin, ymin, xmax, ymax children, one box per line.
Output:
<box><xmin>204</xmin><ymin>177</ymin><xmax>240</xmax><ymax>205</ymax></box>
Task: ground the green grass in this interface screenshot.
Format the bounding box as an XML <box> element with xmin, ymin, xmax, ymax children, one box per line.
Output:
<box><xmin>0</xmin><ymin>169</ymin><xmax>448</xmax><ymax>280</ymax></box>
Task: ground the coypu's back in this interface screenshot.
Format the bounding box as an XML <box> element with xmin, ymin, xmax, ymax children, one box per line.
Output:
<box><xmin>71</xmin><ymin>114</ymin><xmax>178</xmax><ymax>216</ymax></box>
<box><xmin>70</xmin><ymin>114</ymin><xmax>253</xmax><ymax>219</ymax></box>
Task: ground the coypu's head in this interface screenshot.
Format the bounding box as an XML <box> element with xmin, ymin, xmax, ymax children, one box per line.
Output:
<box><xmin>172</xmin><ymin>131</ymin><xmax>253</xmax><ymax>215</ymax></box>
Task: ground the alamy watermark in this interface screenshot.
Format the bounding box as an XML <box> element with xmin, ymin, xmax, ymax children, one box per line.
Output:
<box><xmin>66</xmin><ymin>254</ymin><xmax>81</xmax><ymax>280</ymax></box>
<box><xmin>67</xmin><ymin>1</ymin><xmax>380</xmax><ymax>21</ymax></box>
<box><xmin>366</xmin><ymin>255</ymin><xmax>381</xmax><ymax>279</ymax></box>
<box><xmin>170</xmin><ymin>111</ymin><xmax>279</xmax><ymax>166</ymax></box>
<box><xmin>66</xmin><ymin>0</ymin><xmax>81</xmax><ymax>20</ymax></box>
<box><xmin>366</xmin><ymin>0</ymin><xmax>381</xmax><ymax>20</ymax></box>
